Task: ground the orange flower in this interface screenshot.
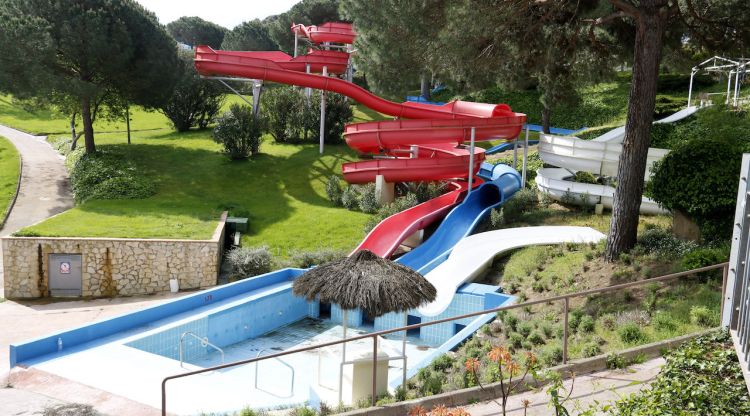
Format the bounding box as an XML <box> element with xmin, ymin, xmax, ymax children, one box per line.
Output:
<box><xmin>430</xmin><ymin>404</ymin><xmax>449</xmax><ymax>416</ymax></box>
<box><xmin>505</xmin><ymin>360</ymin><xmax>521</xmax><ymax>375</ymax></box>
<box><xmin>450</xmin><ymin>408</ymin><xmax>472</xmax><ymax>416</ymax></box>
<box><xmin>488</xmin><ymin>346</ymin><xmax>510</xmax><ymax>364</ymax></box>
<box><xmin>409</xmin><ymin>405</ymin><xmax>428</xmax><ymax>416</ymax></box>
<box><xmin>464</xmin><ymin>357</ymin><xmax>480</xmax><ymax>372</ymax></box>
<box><xmin>524</xmin><ymin>351</ymin><xmax>538</xmax><ymax>366</ymax></box>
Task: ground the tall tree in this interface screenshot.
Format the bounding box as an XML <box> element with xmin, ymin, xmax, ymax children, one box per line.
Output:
<box><xmin>266</xmin><ymin>0</ymin><xmax>341</xmax><ymax>54</ymax></box>
<box><xmin>167</xmin><ymin>16</ymin><xmax>227</xmax><ymax>49</ymax></box>
<box><xmin>0</xmin><ymin>0</ymin><xmax>180</xmax><ymax>154</ymax></box>
<box><xmin>222</xmin><ymin>19</ymin><xmax>278</xmax><ymax>51</ymax></box>
<box><xmin>340</xmin><ymin>0</ymin><xmax>445</xmax><ymax>99</ymax></box>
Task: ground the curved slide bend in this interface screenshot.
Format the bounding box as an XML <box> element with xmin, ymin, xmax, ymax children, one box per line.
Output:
<box><xmin>397</xmin><ymin>164</ymin><xmax>522</xmax><ymax>274</ymax></box>
<box><xmin>418</xmin><ymin>226</ymin><xmax>605</xmax><ymax>317</ymax></box>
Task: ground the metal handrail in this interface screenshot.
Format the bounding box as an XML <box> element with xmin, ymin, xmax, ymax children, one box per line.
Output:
<box><xmin>179</xmin><ymin>332</ymin><xmax>225</xmax><ymax>369</ymax></box>
<box><xmin>162</xmin><ymin>262</ymin><xmax>729</xmax><ymax>415</ymax></box>
<box><xmin>253</xmin><ymin>348</ymin><xmax>295</xmax><ymax>397</ymax></box>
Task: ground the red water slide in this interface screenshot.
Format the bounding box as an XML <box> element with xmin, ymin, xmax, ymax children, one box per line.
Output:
<box><xmin>194</xmin><ymin>24</ymin><xmax>525</xmax><ymax>257</ymax></box>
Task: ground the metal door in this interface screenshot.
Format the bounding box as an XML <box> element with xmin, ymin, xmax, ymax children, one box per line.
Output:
<box><xmin>49</xmin><ymin>254</ymin><xmax>82</xmax><ymax>296</ymax></box>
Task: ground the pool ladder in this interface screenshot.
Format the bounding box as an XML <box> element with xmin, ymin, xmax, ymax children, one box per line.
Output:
<box><xmin>254</xmin><ymin>348</ymin><xmax>295</xmax><ymax>397</ymax></box>
<box><xmin>179</xmin><ymin>332</ymin><xmax>225</xmax><ymax>368</ymax></box>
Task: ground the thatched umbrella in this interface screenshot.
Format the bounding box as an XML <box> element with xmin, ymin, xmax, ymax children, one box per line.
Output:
<box><xmin>293</xmin><ymin>249</ymin><xmax>436</xmax><ymax>401</ymax></box>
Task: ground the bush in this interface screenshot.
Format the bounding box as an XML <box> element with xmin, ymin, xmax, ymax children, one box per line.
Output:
<box><xmin>213</xmin><ymin>104</ymin><xmax>264</xmax><ymax>159</ymax></box>
<box><xmin>650</xmin><ymin>132</ymin><xmax>746</xmax><ymax>242</ymax></box>
<box><xmin>500</xmin><ymin>188</ymin><xmax>538</xmax><ymax>224</ymax></box>
<box><xmin>635</xmin><ymin>227</ymin><xmax>697</xmax><ymax>258</ymax></box>
<box><xmin>606</xmin><ymin>353</ymin><xmax>626</xmax><ymax>369</ymax></box>
<box><xmin>357</xmin><ymin>183</ymin><xmax>380</xmax><ymax>213</ymax></box>
<box><xmin>578</xmin><ymin>315</ymin><xmax>595</xmax><ymax>333</ymax></box>
<box><xmin>653</xmin><ymin>95</ymin><xmax>687</xmax><ymax>118</ymax></box>
<box><xmin>308</xmin><ymin>91</ymin><xmax>354</xmax><ymax>144</ymax></box>
<box><xmin>364</xmin><ymin>193</ymin><xmax>419</xmax><ymax>232</ymax></box>
<box><xmin>528</xmin><ymin>330</ymin><xmax>546</xmax><ymax>345</ymax></box>
<box><xmin>262</xmin><ymin>85</ymin><xmax>304</xmax><ymax>143</ymax></box>
<box><xmin>509</xmin><ymin>332</ymin><xmax>524</xmax><ymax>349</ymax></box>
<box><xmin>325</xmin><ymin>175</ymin><xmax>343</xmax><ymax>206</ymax></box>
<box><xmin>653</xmin><ymin>312</ymin><xmax>677</xmax><ymax>332</ymax></box>
<box><xmin>517</xmin><ymin>322</ymin><xmax>533</xmax><ymax>337</ymax></box>
<box><xmin>290</xmin><ymin>248</ymin><xmax>346</xmax><ymax>268</ymax></box>
<box><xmin>160</xmin><ymin>50</ymin><xmax>225</xmax><ymax>131</ymax></box>
<box><xmin>574</xmin><ymin>171</ymin><xmax>598</xmax><ymax>184</ymax></box>
<box><xmin>69</xmin><ymin>151</ymin><xmax>156</xmax><ymax>203</ymax></box>
<box><xmin>431</xmin><ymin>354</ymin><xmax>455</xmax><ymax>372</ymax></box>
<box><xmin>681</xmin><ymin>246</ymin><xmax>730</xmax><ymax>277</ymax></box>
<box><xmin>582</xmin><ymin>342</ymin><xmax>601</xmax><ymax>357</ymax></box>
<box><xmin>226</xmin><ymin>246</ymin><xmax>272</xmax><ymax>278</ymax></box>
<box><xmin>690</xmin><ymin>306</ymin><xmax>718</xmax><ymax>327</ymax></box>
<box><xmin>503</xmin><ymin>313</ymin><xmax>519</xmax><ymax>331</ymax></box>
<box><xmin>541</xmin><ymin>345</ymin><xmax>563</xmax><ymax>366</ymax></box>
<box><xmin>618</xmin><ymin>322</ymin><xmax>647</xmax><ymax>345</ymax></box>
<box><xmin>420</xmin><ymin>375</ymin><xmax>444</xmax><ymax>396</ymax></box>
<box><xmin>340</xmin><ymin>186</ymin><xmax>359</xmax><ymax>210</ymax></box>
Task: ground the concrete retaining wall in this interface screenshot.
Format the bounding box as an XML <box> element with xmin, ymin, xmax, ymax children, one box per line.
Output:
<box><xmin>2</xmin><ymin>213</ymin><xmax>226</xmax><ymax>299</ymax></box>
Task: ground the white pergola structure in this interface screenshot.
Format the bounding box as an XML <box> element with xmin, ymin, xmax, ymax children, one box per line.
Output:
<box><xmin>688</xmin><ymin>56</ymin><xmax>749</xmax><ymax>108</ymax></box>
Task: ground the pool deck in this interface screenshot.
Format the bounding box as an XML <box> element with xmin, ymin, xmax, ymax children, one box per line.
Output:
<box><xmin>27</xmin><ymin>317</ymin><xmax>437</xmax><ymax>415</ymax></box>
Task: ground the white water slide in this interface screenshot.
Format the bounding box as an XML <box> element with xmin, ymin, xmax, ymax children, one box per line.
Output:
<box><xmin>592</xmin><ymin>106</ymin><xmax>699</xmax><ymax>143</ymax></box>
<box><xmin>417</xmin><ymin>226</ymin><xmax>605</xmax><ymax>317</ymax></box>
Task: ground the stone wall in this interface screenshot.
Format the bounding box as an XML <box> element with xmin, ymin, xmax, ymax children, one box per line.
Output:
<box><xmin>3</xmin><ymin>213</ymin><xmax>226</xmax><ymax>299</ymax></box>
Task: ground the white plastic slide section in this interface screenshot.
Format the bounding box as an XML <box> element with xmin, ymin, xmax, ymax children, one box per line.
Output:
<box><xmin>538</xmin><ymin>134</ymin><xmax>669</xmax><ymax>179</ymax></box>
<box><xmin>592</xmin><ymin>106</ymin><xmax>699</xmax><ymax>143</ymax></box>
<box><xmin>417</xmin><ymin>226</ymin><xmax>605</xmax><ymax>317</ymax></box>
<box><xmin>535</xmin><ymin>167</ymin><xmax>667</xmax><ymax>215</ymax></box>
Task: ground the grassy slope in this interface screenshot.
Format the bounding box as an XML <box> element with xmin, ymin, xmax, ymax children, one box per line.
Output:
<box><xmin>17</xmin><ymin>100</ymin><xmax>383</xmax><ymax>255</ymax></box>
<box><xmin>0</xmin><ymin>136</ymin><xmax>20</xmax><ymax>220</ymax></box>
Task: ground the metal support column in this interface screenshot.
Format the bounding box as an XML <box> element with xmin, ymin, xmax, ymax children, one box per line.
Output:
<box><xmin>734</xmin><ymin>68</ymin><xmax>741</xmax><ymax>107</ymax></box>
<box><xmin>252</xmin><ymin>80</ymin><xmax>263</xmax><ymax>118</ymax></box>
<box><xmin>306</xmin><ymin>64</ymin><xmax>312</xmax><ymax>100</ymax></box>
<box><xmin>522</xmin><ymin>124</ymin><xmax>529</xmax><ymax>186</ymax></box>
<box><xmin>320</xmin><ymin>66</ymin><xmax>328</xmax><ymax>154</ymax></box>
<box><xmin>687</xmin><ymin>69</ymin><xmax>695</xmax><ymax>107</ymax></box>
<box><xmin>728</xmin><ymin>71</ymin><xmax>734</xmax><ymax>105</ymax></box>
<box><xmin>217</xmin><ymin>79</ymin><xmax>254</xmax><ymax>108</ymax></box>
<box><xmin>468</xmin><ymin>127</ymin><xmax>476</xmax><ymax>192</ymax></box>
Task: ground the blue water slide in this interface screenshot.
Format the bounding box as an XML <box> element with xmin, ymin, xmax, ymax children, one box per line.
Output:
<box><xmin>397</xmin><ymin>165</ymin><xmax>522</xmax><ymax>274</ymax></box>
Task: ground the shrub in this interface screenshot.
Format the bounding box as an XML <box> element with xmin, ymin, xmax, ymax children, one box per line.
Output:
<box><xmin>501</xmin><ymin>188</ymin><xmax>538</xmax><ymax>223</ymax></box>
<box><xmin>262</xmin><ymin>85</ymin><xmax>304</xmax><ymax>143</ymax></box>
<box><xmin>540</xmin><ymin>345</ymin><xmax>563</xmax><ymax>366</ymax></box>
<box><xmin>340</xmin><ymin>186</ymin><xmax>359</xmax><ymax>210</ymax></box>
<box><xmin>650</xmin><ymin>131</ymin><xmax>746</xmax><ymax>242</ymax></box>
<box><xmin>290</xmin><ymin>248</ymin><xmax>346</xmax><ymax>268</ymax></box>
<box><xmin>540</xmin><ymin>322</ymin><xmax>554</xmax><ymax>339</ymax></box>
<box><xmin>653</xmin><ymin>312</ymin><xmax>677</xmax><ymax>332</ymax></box>
<box><xmin>226</xmin><ymin>246</ymin><xmax>272</xmax><ymax>278</ymax></box>
<box><xmin>582</xmin><ymin>342</ymin><xmax>601</xmax><ymax>357</ymax></box>
<box><xmin>690</xmin><ymin>306</ymin><xmax>718</xmax><ymax>327</ymax></box>
<box><xmin>421</xmin><ymin>375</ymin><xmax>444</xmax><ymax>396</ymax></box>
<box><xmin>635</xmin><ymin>227</ymin><xmax>697</xmax><ymax>258</ymax></box>
<box><xmin>325</xmin><ymin>175</ymin><xmax>343</xmax><ymax>206</ymax></box>
<box><xmin>364</xmin><ymin>193</ymin><xmax>419</xmax><ymax>232</ymax></box>
<box><xmin>489</xmin><ymin>207</ymin><xmax>504</xmax><ymax>228</ymax></box>
<box><xmin>606</xmin><ymin>353</ymin><xmax>626</xmax><ymax>369</ymax></box>
<box><xmin>517</xmin><ymin>322</ymin><xmax>533</xmax><ymax>337</ymax></box>
<box><xmin>528</xmin><ymin>330</ymin><xmax>546</xmax><ymax>345</ymax></box>
<box><xmin>681</xmin><ymin>246</ymin><xmax>730</xmax><ymax>278</ymax></box>
<box><xmin>618</xmin><ymin>322</ymin><xmax>647</xmax><ymax>345</ymax></box>
<box><xmin>578</xmin><ymin>315</ymin><xmax>595</xmax><ymax>333</ymax></box>
<box><xmin>213</xmin><ymin>104</ymin><xmax>264</xmax><ymax>159</ymax></box>
<box><xmin>308</xmin><ymin>91</ymin><xmax>354</xmax><ymax>144</ymax></box>
<box><xmin>160</xmin><ymin>50</ymin><xmax>225</xmax><ymax>131</ymax></box>
<box><xmin>509</xmin><ymin>332</ymin><xmax>524</xmax><ymax>349</ymax></box>
<box><xmin>69</xmin><ymin>151</ymin><xmax>155</xmax><ymax>203</ymax></box>
<box><xmin>574</xmin><ymin>171</ymin><xmax>598</xmax><ymax>184</ymax></box>
<box><xmin>569</xmin><ymin>309</ymin><xmax>584</xmax><ymax>332</ymax></box>
<box><xmin>357</xmin><ymin>183</ymin><xmax>380</xmax><ymax>213</ymax></box>
<box><xmin>431</xmin><ymin>354</ymin><xmax>455</xmax><ymax>372</ymax></box>
<box><xmin>503</xmin><ymin>313</ymin><xmax>519</xmax><ymax>331</ymax></box>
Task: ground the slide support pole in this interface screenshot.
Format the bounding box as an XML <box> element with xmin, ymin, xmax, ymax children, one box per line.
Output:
<box><xmin>252</xmin><ymin>80</ymin><xmax>263</xmax><ymax>119</ymax></box>
<box><xmin>734</xmin><ymin>67</ymin><xmax>741</xmax><ymax>107</ymax></box>
<box><xmin>320</xmin><ymin>66</ymin><xmax>328</xmax><ymax>154</ymax></box>
<box><xmin>522</xmin><ymin>124</ymin><xmax>529</xmax><ymax>186</ymax></box>
<box><xmin>293</xmin><ymin>32</ymin><xmax>298</xmax><ymax>58</ymax></box>
<box><xmin>468</xmin><ymin>127</ymin><xmax>476</xmax><ymax>192</ymax></box>
<box><xmin>727</xmin><ymin>71</ymin><xmax>734</xmax><ymax>105</ymax></box>
<box><xmin>305</xmin><ymin>64</ymin><xmax>311</xmax><ymax>100</ymax></box>
<box><xmin>687</xmin><ymin>69</ymin><xmax>695</xmax><ymax>107</ymax></box>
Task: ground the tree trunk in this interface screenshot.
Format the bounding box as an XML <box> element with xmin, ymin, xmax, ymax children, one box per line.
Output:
<box><xmin>605</xmin><ymin>6</ymin><xmax>666</xmax><ymax>261</ymax></box>
<box><xmin>69</xmin><ymin>112</ymin><xmax>77</xmax><ymax>151</ymax></box>
<box><xmin>126</xmin><ymin>104</ymin><xmax>131</xmax><ymax>144</ymax></box>
<box><xmin>81</xmin><ymin>95</ymin><xmax>96</xmax><ymax>154</ymax></box>
<box><xmin>541</xmin><ymin>105</ymin><xmax>552</xmax><ymax>134</ymax></box>
<box><xmin>420</xmin><ymin>74</ymin><xmax>431</xmax><ymax>100</ymax></box>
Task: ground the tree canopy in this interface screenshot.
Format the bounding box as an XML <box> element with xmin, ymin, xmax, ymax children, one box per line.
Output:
<box><xmin>0</xmin><ymin>0</ymin><xmax>180</xmax><ymax>153</ymax></box>
<box><xmin>167</xmin><ymin>16</ymin><xmax>227</xmax><ymax>49</ymax></box>
<box><xmin>222</xmin><ymin>19</ymin><xmax>278</xmax><ymax>51</ymax></box>
<box><xmin>266</xmin><ymin>0</ymin><xmax>342</xmax><ymax>54</ymax></box>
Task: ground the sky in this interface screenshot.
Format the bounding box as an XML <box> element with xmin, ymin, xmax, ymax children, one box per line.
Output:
<box><xmin>135</xmin><ymin>0</ymin><xmax>300</xmax><ymax>29</ymax></box>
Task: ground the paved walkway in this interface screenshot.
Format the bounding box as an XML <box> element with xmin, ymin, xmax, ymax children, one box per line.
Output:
<box><xmin>0</xmin><ymin>124</ymin><xmax>73</xmax><ymax>237</ymax></box>
<box><xmin>465</xmin><ymin>357</ymin><xmax>664</xmax><ymax>415</ymax></box>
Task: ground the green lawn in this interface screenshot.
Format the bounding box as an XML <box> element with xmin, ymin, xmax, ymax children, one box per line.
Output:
<box><xmin>16</xmin><ymin>100</ymin><xmax>375</xmax><ymax>255</ymax></box>
<box><xmin>0</xmin><ymin>135</ymin><xmax>20</xmax><ymax>221</ymax></box>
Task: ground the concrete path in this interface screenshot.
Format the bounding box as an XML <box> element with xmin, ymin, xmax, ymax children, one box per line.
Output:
<box><xmin>465</xmin><ymin>357</ymin><xmax>664</xmax><ymax>415</ymax></box>
<box><xmin>0</xmin><ymin>124</ymin><xmax>73</xmax><ymax>237</ymax></box>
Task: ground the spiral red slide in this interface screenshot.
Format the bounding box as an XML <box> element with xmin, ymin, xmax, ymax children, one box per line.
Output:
<box><xmin>194</xmin><ymin>24</ymin><xmax>526</xmax><ymax>257</ymax></box>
